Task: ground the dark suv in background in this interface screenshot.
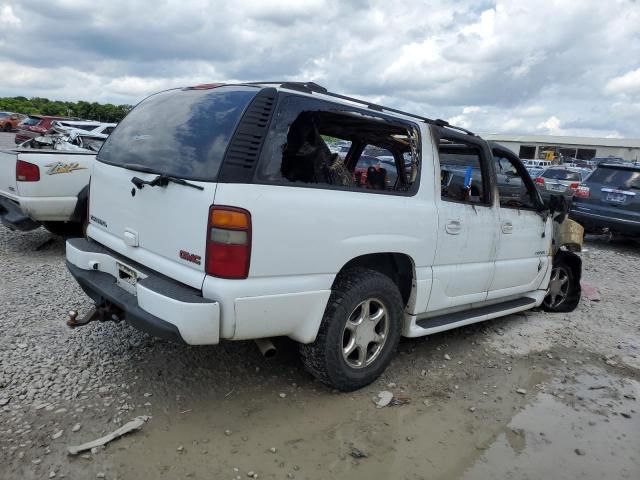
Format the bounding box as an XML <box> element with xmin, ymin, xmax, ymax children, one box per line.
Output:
<box><xmin>570</xmin><ymin>163</ymin><xmax>640</xmax><ymax>237</ymax></box>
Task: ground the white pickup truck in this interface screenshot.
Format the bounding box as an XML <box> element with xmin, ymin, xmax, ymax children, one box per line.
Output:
<box><xmin>65</xmin><ymin>81</ymin><xmax>584</xmax><ymax>391</ymax></box>
<box><xmin>0</xmin><ymin>147</ymin><xmax>93</xmax><ymax>236</ymax></box>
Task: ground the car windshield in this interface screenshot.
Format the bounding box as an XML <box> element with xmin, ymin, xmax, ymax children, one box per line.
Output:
<box><xmin>97</xmin><ymin>85</ymin><xmax>258</xmax><ymax>182</ymax></box>
<box><xmin>0</xmin><ymin>112</ymin><xmax>9</xmax><ymax>119</ymax></box>
<box><xmin>587</xmin><ymin>166</ymin><xmax>640</xmax><ymax>190</ymax></box>
<box><xmin>542</xmin><ymin>169</ymin><xmax>581</xmax><ymax>181</ymax></box>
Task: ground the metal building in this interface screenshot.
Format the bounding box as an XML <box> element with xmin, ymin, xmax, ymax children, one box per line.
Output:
<box><xmin>484</xmin><ymin>134</ymin><xmax>640</xmax><ymax>162</ymax></box>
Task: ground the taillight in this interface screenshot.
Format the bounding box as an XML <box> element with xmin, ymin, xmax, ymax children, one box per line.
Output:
<box><xmin>575</xmin><ymin>185</ymin><xmax>590</xmax><ymax>199</ymax></box>
<box><xmin>534</xmin><ymin>177</ymin><xmax>545</xmax><ymax>186</ymax></box>
<box><xmin>16</xmin><ymin>160</ymin><xmax>40</xmax><ymax>182</ymax></box>
<box><xmin>569</xmin><ymin>182</ymin><xmax>579</xmax><ymax>190</ymax></box>
<box><xmin>205</xmin><ymin>206</ymin><xmax>251</xmax><ymax>279</ymax></box>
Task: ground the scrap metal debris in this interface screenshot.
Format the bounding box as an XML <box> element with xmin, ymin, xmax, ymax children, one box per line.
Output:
<box><xmin>67</xmin><ymin>416</ymin><xmax>149</xmax><ymax>455</ymax></box>
<box><xmin>374</xmin><ymin>391</ymin><xmax>393</xmax><ymax>408</ymax></box>
<box><xmin>581</xmin><ymin>282</ymin><xmax>600</xmax><ymax>302</ymax></box>
<box><xmin>350</xmin><ymin>447</ymin><xmax>368</xmax><ymax>459</ymax></box>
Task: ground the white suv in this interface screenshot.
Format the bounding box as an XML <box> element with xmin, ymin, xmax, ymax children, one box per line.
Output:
<box><xmin>65</xmin><ymin>82</ymin><xmax>582</xmax><ymax>391</ymax></box>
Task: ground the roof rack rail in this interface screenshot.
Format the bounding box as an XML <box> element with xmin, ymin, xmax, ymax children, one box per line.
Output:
<box><xmin>238</xmin><ymin>81</ymin><xmax>476</xmax><ymax>136</ymax></box>
<box><xmin>433</xmin><ymin>118</ymin><xmax>476</xmax><ymax>136</ymax></box>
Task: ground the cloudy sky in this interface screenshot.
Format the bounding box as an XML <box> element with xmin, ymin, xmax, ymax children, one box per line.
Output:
<box><xmin>1</xmin><ymin>0</ymin><xmax>639</xmax><ymax>137</ymax></box>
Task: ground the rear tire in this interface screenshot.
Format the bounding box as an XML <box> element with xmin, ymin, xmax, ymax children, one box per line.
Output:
<box><xmin>3</xmin><ymin>124</ymin><xmax>11</xmax><ymax>132</ymax></box>
<box><xmin>43</xmin><ymin>221</ymin><xmax>85</xmax><ymax>238</ymax></box>
<box><xmin>300</xmin><ymin>267</ymin><xmax>403</xmax><ymax>391</ymax></box>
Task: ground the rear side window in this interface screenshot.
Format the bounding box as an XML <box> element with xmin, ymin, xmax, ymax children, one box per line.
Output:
<box><xmin>98</xmin><ymin>86</ymin><xmax>258</xmax><ymax>181</ymax></box>
<box><xmin>256</xmin><ymin>95</ymin><xmax>420</xmax><ymax>195</ymax></box>
<box><xmin>587</xmin><ymin>167</ymin><xmax>640</xmax><ymax>189</ymax></box>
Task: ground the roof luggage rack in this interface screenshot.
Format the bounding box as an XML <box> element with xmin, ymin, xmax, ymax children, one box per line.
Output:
<box><xmin>240</xmin><ymin>81</ymin><xmax>476</xmax><ymax>136</ymax></box>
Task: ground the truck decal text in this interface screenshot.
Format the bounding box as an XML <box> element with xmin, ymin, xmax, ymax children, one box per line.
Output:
<box><xmin>44</xmin><ymin>162</ymin><xmax>87</xmax><ymax>175</ymax></box>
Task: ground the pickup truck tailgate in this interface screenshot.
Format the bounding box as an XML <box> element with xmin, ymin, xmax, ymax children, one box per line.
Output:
<box><xmin>0</xmin><ymin>150</ymin><xmax>18</xmax><ymax>200</ymax></box>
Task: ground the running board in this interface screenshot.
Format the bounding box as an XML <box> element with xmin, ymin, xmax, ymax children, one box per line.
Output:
<box><xmin>416</xmin><ymin>297</ymin><xmax>537</xmax><ymax>331</ymax></box>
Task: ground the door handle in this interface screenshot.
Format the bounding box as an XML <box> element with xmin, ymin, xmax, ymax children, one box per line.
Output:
<box><xmin>446</xmin><ymin>220</ymin><xmax>462</xmax><ymax>235</ymax></box>
<box><xmin>502</xmin><ymin>221</ymin><xmax>513</xmax><ymax>234</ymax></box>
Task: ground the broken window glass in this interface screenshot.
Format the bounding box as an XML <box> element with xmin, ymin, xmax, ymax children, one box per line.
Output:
<box><xmin>256</xmin><ymin>95</ymin><xmax>420</xmax><ymax>194</ymax></box>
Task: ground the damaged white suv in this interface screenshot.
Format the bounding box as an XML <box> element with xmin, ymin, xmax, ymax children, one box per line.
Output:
<box><xmin>66</xmin><ymin>82</ymin><xmax>582</xmax><ymax>391</ymax></box>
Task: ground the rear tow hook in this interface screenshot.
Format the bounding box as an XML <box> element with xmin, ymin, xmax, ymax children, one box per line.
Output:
<box><xmin>67</xmin><ymin>305</ymin><xmax>122</xmax><ymax>328</ymax></box>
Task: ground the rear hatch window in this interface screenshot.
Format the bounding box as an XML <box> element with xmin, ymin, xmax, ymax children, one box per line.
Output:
<box><xmin>586</xmin><ymin>166</ymin><xmax>640</xmax><ymax>190</ymax></box>
<box><xmin>97</xmin><ymin>85</ymin><xmax>259</xmax><ymax>182</ymax></box>
<box><xmin>542</xmin><ymin>169</ymin><xmax>581</xmax><ymax>181</ymax></box>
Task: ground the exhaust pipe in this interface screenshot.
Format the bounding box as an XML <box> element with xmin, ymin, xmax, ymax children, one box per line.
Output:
<box><xmin>254</xmin><ymin>338</ymin><xmax>277</xmax><ymax>358</ymax></box>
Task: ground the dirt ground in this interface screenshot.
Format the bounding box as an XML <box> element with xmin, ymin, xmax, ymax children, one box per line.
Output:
<box><xmin>1</xmin><ymin>197</ymin><xmax>639</xmax><ymax>478</ymax></box>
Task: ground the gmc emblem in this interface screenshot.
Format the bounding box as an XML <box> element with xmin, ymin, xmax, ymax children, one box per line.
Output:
<box><xmin>179</xmin><ymin>250</ymin><xmax>201</xmax><ymax>265</ymax></box>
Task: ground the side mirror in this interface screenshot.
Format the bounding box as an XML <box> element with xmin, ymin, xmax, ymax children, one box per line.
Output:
<box><xmin>546</xmin><ymin>194</ymin><xmax>569</xmax><ymax>223</ymax></box>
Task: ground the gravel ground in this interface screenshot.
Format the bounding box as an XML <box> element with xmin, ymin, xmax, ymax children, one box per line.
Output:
<box><xmin>1</xmin><ymin>163</ymin><xmax>639</xmax><ymax>478</ymax></box>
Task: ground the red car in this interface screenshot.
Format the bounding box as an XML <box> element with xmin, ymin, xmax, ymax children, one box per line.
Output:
<box><xmin>14</xmin><ymin>115</ymin><xmax>74</xmax><ymax>144</ymax></box>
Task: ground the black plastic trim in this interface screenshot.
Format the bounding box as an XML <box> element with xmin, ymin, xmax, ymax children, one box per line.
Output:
<box><xmin>417</xmin><ymin>297</ymin><xmax>536</xmax><ymax>329</ymax></box>
<box><xmin>0</xmin><ymin>196</ymin><xmax>40</xmax><ymax>231</ymax></box>
<box><xmin>218</xmin><ymin>88</ymin><xmax>278</xmax><ymax>183</ymax></box>
<box><xmin>70</xmin><ymin>184</ymin><xmax>90</xmax><ymax>223</ymax></box>
<box><xmin>66</xmin><ymin>261</ymin><xmax>185</xmax><ymax>343</ymax></box>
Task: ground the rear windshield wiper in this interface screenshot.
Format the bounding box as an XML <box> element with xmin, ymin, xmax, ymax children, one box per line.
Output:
<box><xmin>123</xmin><ymin>163</ymin><xmax>161</xmax><ymax>175</ymax></box>
<box><xmin>131</xmin><ymin>174</ymin><xmax>204</xmax><ymax>191</ymax></box>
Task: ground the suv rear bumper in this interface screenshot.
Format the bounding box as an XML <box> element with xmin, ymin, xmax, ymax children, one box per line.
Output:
<box><xmin>570</xmin><ymin>206</ymin><xmax>640</xmax><ymax>236</ymax></box>
<box><xmin>0</xmin><ymin>195</ymin><xmax>40</xmax><ymax>231</ymax></box>
<box><xmin>66</xmin><ymin>238</ymin><xmax>220</xmax><ymax>344</ymax></box>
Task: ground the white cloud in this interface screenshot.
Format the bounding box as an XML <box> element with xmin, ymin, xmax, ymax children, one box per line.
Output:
<box><xmin>605</xmin><ymin>68</ymin><xmax>640</xmax><ymax>96</ymax></box>
<box><xmin>0</xmin><ymin>5</ymin><xmax>20</xmax><ymax>27</ymax></box>
<box><xmin>0</xmin><ymin>0</ymin><xmax>639</xmax><ymax>137</ymax></box>
<box><xmin>537</xmin><ymin>116</ymin><xmax>562</xmax><ymax>134</ymax></box>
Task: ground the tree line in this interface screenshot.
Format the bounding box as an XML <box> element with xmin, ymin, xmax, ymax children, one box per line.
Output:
<box><xmin>0</xmin><ymin>97</ymin><xmax>133</xmax><ymax>123</ymax></box>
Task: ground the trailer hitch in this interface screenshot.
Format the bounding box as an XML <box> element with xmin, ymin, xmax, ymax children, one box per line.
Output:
<box><xmin>67</xmin><ymin>303</ymin><xmax>122</xmax><ymax>328</ymax></box>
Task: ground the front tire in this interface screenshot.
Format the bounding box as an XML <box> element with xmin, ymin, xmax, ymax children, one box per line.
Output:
<box><xmin>300</xmin><ymin>267</ymin><xmax>403</xmax><ymax>391</ymax></box>
<box><xmin>542</xmin><ymin>257</ymin><xmax>580</xmax><ymax>312</ymax></box>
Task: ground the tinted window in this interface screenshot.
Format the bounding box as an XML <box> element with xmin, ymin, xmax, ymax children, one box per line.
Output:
<box><xmin>542</xmin><ymin>169</ymin><xmax>581</xmax><ymax>181</ymax></box>
<box><xmin>587</xmin><ymin>167</ymin><xmax>640</xmax><ymax>189</ymax></box>
<box><xmin>98</xmin><ymin>86</ymin><xmax>258</xmax><ymax>181</ymax></box>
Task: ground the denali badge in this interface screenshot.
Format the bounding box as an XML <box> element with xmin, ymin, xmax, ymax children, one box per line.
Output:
<box><xmin>180</xmin><ymin>250</ymin><xmax>201</xmax><ymax>265</ymax></box>
<box><xmin>90</xmin><ymin>215</ymin><xmax>108</xmax><ymax>228</ymax></box>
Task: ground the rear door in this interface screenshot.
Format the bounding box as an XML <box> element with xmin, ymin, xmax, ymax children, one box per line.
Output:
<box><xmin>428</xmin><ymin>132</ymin><xmax>498</xmax><ymax>312</ymax></box>
<box><xmin>87</xmin><ymin>85</ymin><xmax>261</xmax><ymax>289</ymax></box>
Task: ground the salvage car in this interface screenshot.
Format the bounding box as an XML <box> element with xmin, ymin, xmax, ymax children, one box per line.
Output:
<box><xmin>571</xmin><ymin>162</ymin><xmax>640</xmax><ymax>237</ymax></box>
<box><xmin>65</xmin><ymin>82</ymin><xmax>582</xmax><ymax>391</ymax></box>
<box><xmin>14</xmin><ymin>115</ymin><xmax>75</xmax><ymax>144</ymax></box>
<box><xmin>0</xmin><ymin>111</ymin><xmax>26</xmax><ymax>132</ymax></box>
